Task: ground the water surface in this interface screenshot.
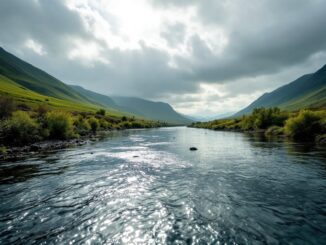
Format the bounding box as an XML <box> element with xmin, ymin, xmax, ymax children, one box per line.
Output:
<box><xmin>0</xmin><ymin>127</ymin><xmax>326</xmax><ymax>244</ymax></box>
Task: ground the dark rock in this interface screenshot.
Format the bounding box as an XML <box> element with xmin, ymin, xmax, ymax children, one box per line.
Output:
<box><xmin>316</xmin><ymin>134</ymin><xmax>326</xmax><ymax>145</ymax></box>
<box><xmin>30</xmin><ymin>144</ymin><xmax>41</xmax><ymax>151</ymax></box>
<box><xmin>189</xmin><ymin>147</ymin><xmax>198</xmax><ymax>151</ymax></box>
<box><xmin>133</xmin><ymin>155</ymin><xmax>139</xmax><ymax>158</ymax></box>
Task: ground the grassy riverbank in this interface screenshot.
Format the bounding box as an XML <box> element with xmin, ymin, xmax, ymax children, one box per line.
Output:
<box><xmin>0</xmin><ymin>96</ymin><xmax>167</xmax><ymax>151</ymax></box>
<box><xmin>190</xmin><ymin>107</ymin><xmax>326</xmax><ymax>143</ymax></box>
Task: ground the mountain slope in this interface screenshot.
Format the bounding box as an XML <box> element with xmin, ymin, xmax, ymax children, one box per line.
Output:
<box><xmin>234</xmin><ymin>65</ymin><xmax>326</xmax><ymax>116</ymax></box>
<box><xmin>0</xmin><ymin>47</ymin><xmax>124</xmax><ymax>115</ymax></box>
<box><xmin>0</xmin><ymin>74</ymin><xmax>105</xmax><ymax>112</ymax></box>
<box><xmin>70</xmin><ymin>85</ymin><xmax>192</xmax><ymax>124</ymax></box>
<box><xmin>111</xmin><ymin>96</ymin><xmax>192</xmax><ymax>125</ymax></box>
<box><xmin>70</xmin><ymin>85</ymin><xmax>119</xmax><ymax>109</ymax></box>
<box><xmin>0</xmin><ymin>47</ymin><xmax>91</xmax><ymax>103</ymax></box>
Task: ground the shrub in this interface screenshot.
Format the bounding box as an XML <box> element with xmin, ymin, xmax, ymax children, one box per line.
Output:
<box><xmin>0</xmin><ymin>96</ymin><xmax>15</xmax><ymax>119</ymax></box>
<box><xmin>45</xmin><ymin>111</ymin><xmax>75</xmax><ymax>139</ymax></box>
<box><xmin>96</xmin><ymin>109</ymin><xmax>106</xmax><ymax>116</ymax></box>
<box><xmin>240</xmin><ymin>107</ymin><xmax>288</xmax><ymax>130</ymax></box>
<box><xmin>2</xmin><ymin>111</ymin><xmax>39</xmax><ymax>145</ymax></box>
<box><xmin>37</xmin><ymin>104</ymin><xmax>49</xmax><ymax>116</ymax></box>
<box><xmin>284</xmin><ymin>110</ymin><xmax>325</xmax><ymax>141</ymax></box>
<box><xmin>265</xmin><ymin>126</ymin><xmax>284</xmax><ymax>136</ymax></box>
<box><xmin>88</xmin><ymin>117</ymin><xmax>99</xmax><ymax>133</ymax></box>
<box><xmin>130</xmin><ymin>121</ymin><xmax>143</xmax><ymax>128</ymax></box>
<box><xmin>0</xmin><ymin>146</ymin><xmax>7</xmax><ymax>155</ymax></box>
<box><xmin>74</xmin><ymin>116</ymin><xmax>91</xmax><ymax>136</ymax></box>
<box><xmin>120</xmin><ymin>121</ymin><xmax>133</xmax><ymax>129</ymax></box>
<box><xmin>99</xmin><ymin>119</ymin><xmax>109</xmax><ymax>129</ymax></box>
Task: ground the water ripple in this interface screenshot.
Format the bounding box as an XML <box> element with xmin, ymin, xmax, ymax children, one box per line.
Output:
<box><xmin>0</xmin><ymin>128</ymin><xmax>326</xmax><ymax>244</ymax></box>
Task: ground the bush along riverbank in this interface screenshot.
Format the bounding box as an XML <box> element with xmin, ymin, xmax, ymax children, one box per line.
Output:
<box><xmin>190</xmin><ymin>107</ymin><xmax>326</xmax><ymax>143</ymax></box>
<box><xmin>0</xmin><ymin>97</ymin><xmax>168</xmax><ymax>160</ymax></box>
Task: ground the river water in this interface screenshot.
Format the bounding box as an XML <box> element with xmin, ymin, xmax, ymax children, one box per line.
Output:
<box><xmin>0</xmin><ymin>127</ymin><xmax>325</xmax><ymax>244</ymax></box>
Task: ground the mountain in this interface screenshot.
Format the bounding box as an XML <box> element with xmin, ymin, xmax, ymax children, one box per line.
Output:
<box><xmin>0</xmin><ymin>47</ymin><xmax>190</xmax><ymax>124</ymax></box>
<box><xmin>69</xmin><ymin>83</ymin><xmax>192</xmax><ymax>124</ymax></box>
<box><xmin>234</xmin><ymin>65</ymin><xmax>326</xmax><ymax>116</ymax></box>
<box><xmin>69</xmin><ymin>85</ymin><xmax>191</xmax><ymax>124</ymax></box>
<box><xmin>70</xmin><ymin>85</ymin><xmax>119</xmax><ymax>109</ymax></box>
<box><xmin>111</xmin><ymin>96</ymin><xmax>192</xmax><ymax>125</ymax></box>
<box><xmin>188</xmin><ymin>112</ymin><xmax>235</xmax><ymax>122</ymax></box>
<box><xmin>0</xmin><ymin>47</ymin><xmax>91</xmax><ymax>104</ymax></box>
<box><xmin>0</xmin><ymin>47</ymin><xmax>112</xmax><ymax>113</ymax></box>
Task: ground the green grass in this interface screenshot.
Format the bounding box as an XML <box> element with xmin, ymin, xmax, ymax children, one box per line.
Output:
<box><xmin>0</xmin><ymin>48</ymin><xmax>91</xmax><ymax>103</ymax></box>
<box><xmin>280</xmin><ymin>86</ymin><xmax>326</xmax><ymax>110</ymax></box>
<box><xmin>0</xmin><ymin>75</ymin><xmax>125</xmax><ymax>116</ymax></box>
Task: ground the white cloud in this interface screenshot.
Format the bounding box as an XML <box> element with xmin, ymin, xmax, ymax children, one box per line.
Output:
<box><xmin>25</xmin><ymin>39</ymin><xmax>46</xmax><ymax>56</ymax></box>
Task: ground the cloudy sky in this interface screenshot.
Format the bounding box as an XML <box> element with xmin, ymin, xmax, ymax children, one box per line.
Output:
<box><xmin>1</xmin><ymin>0</ymin><xmax>326</xmax><ymax>116</ymax></box>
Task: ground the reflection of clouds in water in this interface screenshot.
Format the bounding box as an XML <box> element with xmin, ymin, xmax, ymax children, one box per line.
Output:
<box><xmin>101</xmin><ymin>149</ymin><xmax>189</xmax><ymax>168</ymax></box>
<box><xmin>129</xmin><ymin>135</ymin><xmax>145</xmax><ymax>142</ymax></box>
<box><xmin>74</xmin><ymin>143</ymin><xmax>190</xmax><ymax>168</ymax></box>
<box><xmin>112</xmin><ymin>146</ymin><xmax>147</xmax><ymax>150</ymax></box>
<box><xmin>141</xmin><ymin>142</ymin><xmax>171</xmax><ymax>146</ymax></box>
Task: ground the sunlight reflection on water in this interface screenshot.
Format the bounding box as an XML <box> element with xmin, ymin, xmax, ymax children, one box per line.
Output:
<box><xmin>0</xmin><ymin>127</ymin><xmax>326</xmax><ymax>244</ymax></box>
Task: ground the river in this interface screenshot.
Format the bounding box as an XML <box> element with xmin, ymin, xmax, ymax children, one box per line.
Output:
<box><xmin>0</xmin><ymin>127</ymin><xmax>325</xmax><ymax>244</ymax></box>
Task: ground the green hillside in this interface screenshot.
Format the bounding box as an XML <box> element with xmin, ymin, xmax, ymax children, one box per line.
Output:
<box><xmin>70</xmin><ymin>85</ymin><xmax>119</xmax><ymax>109</ymax></box>
<box><xmin>234</xmin><ymin>65</ymin><xmax>326</xmax><ymax>116</ymax></box>
<box><xmin>0</xmin><ymin>74</ymin><xmax>92</xmax><ymax>111</ymax></box>
<box><xmin>0</xmin><ymin>47</ymin><xmax>124</xmax><ymax>116</ymax></box>
<box><xmin>0</xmin><ymin>47</ymin><xmax>92</xmax><ymax>103</ymax></box>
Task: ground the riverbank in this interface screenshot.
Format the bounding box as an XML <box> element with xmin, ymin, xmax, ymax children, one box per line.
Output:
<box><xmin>0</xmin><ymin>128</ymin><xmax>165</xmax><ymax>161</ymax></box>
<box><xmin>0</xmin><ymin>97</ymin><xmax>170</xmax><ymax>161</ymax></box>
<box><xmin>190</xmin><ymin>107</ymin><xmax>326</xmax><ymax>143</ymax></box>
<box><xmin>0</xmin><ymin>131</ymin><xmax>114</xmax><ymax>161</ymax></box>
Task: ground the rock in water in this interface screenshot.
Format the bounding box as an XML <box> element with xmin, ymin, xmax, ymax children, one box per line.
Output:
<box><xmin>189</xmin><ymin>147</ymin><xmax>198</xmax><ymax>151</ymax></box>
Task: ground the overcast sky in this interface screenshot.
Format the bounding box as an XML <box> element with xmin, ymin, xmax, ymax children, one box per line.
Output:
<box><xmin>1</xmin><ymin>0</ymin><xmax>326</xmax><ymax>116</ymax></box>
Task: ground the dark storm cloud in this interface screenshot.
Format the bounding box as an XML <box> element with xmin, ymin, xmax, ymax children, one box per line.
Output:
<box><xmin>0</xmin><ymin>0</ymin><xmax>91</xmax><ymax>55</ymax></box>
<box><xmin>0</xmin><ymin>0</ymin><xmax>326</xmax><ymax>106</ymax></box>
<box><xmin>189</xmin><ymin>1</ymin><xmax>325</xmax><ymax>81</ymax></box>
<box><xmin>153</xmin><ymin>0</ymin><xmax>326</xmax><ymax>85</ymax></box>
<box><xmin>161</xmin><ymin>22</ymin><xmax>186</xmax><ymax>47</ymax></box>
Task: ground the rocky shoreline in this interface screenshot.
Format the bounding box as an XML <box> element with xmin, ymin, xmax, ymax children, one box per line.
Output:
<box><xmin>0</xmin><ymin>139</ymin><xmax>86</xmax><ymax>161</ymax></box>
<box><xmin>0</xmin><ymin>131</ymin><xmax>112</xmax><ymax>162</ymax></box>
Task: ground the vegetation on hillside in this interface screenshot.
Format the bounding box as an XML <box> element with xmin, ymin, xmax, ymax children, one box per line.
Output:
<box><xmin>234</xmin><ymin>64</ymin><xmax>326</xmax><ymax>117</ymax></box>
<box><xmin>191</xmin><ymin>107</ymin><xmax>326</xmax><ymax>142</ymax></box>
<box><xmin>0</xmin><ymin>96</ymin><xmax>167</xmax><ymax>147</ymax></box>
<box><xmin>0</xmin><ymin>47</ymin><xmax>92</xmax><ymax>103</ymax></box>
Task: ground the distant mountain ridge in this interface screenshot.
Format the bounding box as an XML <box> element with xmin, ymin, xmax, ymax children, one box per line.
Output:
<box><xmin>234</xmin><ymin>65</ymin><xmax>326</xmax><ymax>116</ymax></box>
<box><xmin>70</xmin><ymin>85</ymin><xmax>119</xmax><ymax>109</ymax></box>
<box><xmin>70</xmin><ymin>85</ymin><xmax>191</xmax><ymax>124</ymax></box>
<box><xmin>185</xmin><ymin>112</ymin><xmax>235</xmax><ymax>122</ymax></box>
<box><xmin>111</xmin><ymin>96</ymin><xmax>192</xmax><ymax>125</ymax></box>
